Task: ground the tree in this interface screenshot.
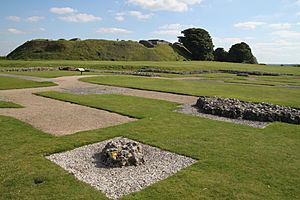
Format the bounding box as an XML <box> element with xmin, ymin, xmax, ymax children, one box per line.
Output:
<box><xmin>178</xmin><ymin>28</ymin><xmax>214</xmax><ymax>60</ymax></box>
<box><xmin>214</xmin><ymin>48</ymin><xmax>228</xmax><ymax>62</ymax></box>
<box><xmin>228</xmin><ymin>42</ymin><xmax>258</xmax><ymax>64</ymax></box>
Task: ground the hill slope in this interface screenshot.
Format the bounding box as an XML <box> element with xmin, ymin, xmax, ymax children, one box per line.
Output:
<box><xmin>7</xmin><ymin>39</ymin><xmax>187</xmax><ymax>61</ymax></box>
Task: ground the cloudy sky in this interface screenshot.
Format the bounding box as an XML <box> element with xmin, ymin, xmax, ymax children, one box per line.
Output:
<box><xmin>1</xmin><ymin>0</ymin><xmax>300</xmax><ymax>63</ymax></box>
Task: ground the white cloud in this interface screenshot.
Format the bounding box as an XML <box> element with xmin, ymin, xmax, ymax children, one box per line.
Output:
<box><xmin>234</xmin><ymin>21</ymin><xmax>265</xmax><ymax>30</ymax></box>
<box><xmin>115</xmin><ymin>11</ymin><xmax>153</xmax><ymax>21</ymax></box>
<box><xmin>271</xmin><ymin>30</ymin><xmax>300</xmax><ymax>39</ymax></box>
<box><xmin>50</xmin><ymin>7</ymin><xmax>76</xmax><ymax>14</ymax></box>
<box><xmin>7</xmin><ymin>28</ymin><xmax>26</xmax><ymax>35</ymax></box>
<box><xmin>6</xmin><ymin>16</ymin><xmax>21</xmax><ymax>22</ymax></box>
<box><xmin>26</xmin><ymin>16</ymin><xmax>44</xmax><ymax>22</ymax></box>
<box><xmin>129</xmin><ymin>11</ymin><xmax>153</xmax><ymax>20</ymax></box>
<box><xmin>153</xmin><ymin>23</ymin><xmax>192</xmax><ymax>36</ymax></box>
<box><xmin>269</xmin><ymin>23</ymin><xmax>291</xmax><ymax>29</ymax></box>
<box><xmin>252</xmin><ymin>40</ymin><xmax>300</xmax><ymax>64</ymax></box>
<box><xmin>127</xmin><ymin>0</ymin><xmax>202</xmax><ymax>12</ymax></box>
<box><xmin>39</xmin><ymin>28</ymin><xmax>46</xmax><ymax>32</ymax></box>
<box><xmin>96</xmin><ymin>28</ymin><xmax>132</xmax><ymax>34</ymax></box>
<box><xmin>115</xmin><ymin>12</ymin><xmax>126</xmax><ymax>21</ymax></box>
<box><xmin>59</xmin><ymin>13</ymin><xmax>102</xmax><ymax>22</ymax></box>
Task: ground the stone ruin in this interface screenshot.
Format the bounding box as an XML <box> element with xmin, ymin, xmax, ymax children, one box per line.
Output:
<box><xmin>196</xmin><ymin>96</ymin><xmax>300</xmax><ymax>124</ymax></box>
<box><xmin>100</xmin><ymin>138</ymin><xmax>145</xmax><ymax>168</ymax></box>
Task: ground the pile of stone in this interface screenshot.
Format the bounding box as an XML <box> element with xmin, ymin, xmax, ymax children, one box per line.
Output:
<box><xmin>196</xmin><ymin>96</ymin><xmax>300</xmax><ymax>124</ymax></box>
<box><xmin>100</xmin><ymin>138</ymin><xmax>145</xmax><ymax>168</ymax></box>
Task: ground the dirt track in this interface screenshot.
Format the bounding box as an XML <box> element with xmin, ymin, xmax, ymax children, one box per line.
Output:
<box><xmin>0</xmin><ymin>75</ymin><xmax>197</xmax><ymax>135</ymax></box>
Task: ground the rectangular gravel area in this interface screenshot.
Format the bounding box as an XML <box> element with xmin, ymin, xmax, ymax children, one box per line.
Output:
<box><xmin>46</xmin><ymin>137</ymin><xmax>196</xmax><ymax>199</ymax></box>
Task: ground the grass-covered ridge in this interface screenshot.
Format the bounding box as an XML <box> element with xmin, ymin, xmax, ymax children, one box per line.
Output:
<box><xmin>0</xmin><ymin>76</ymin><xmax>56</xmax><ymax>90</ymax></box>
<box><xmin>6</xmin><ymin>39</ymin><xmax>185</xmax><ymax>61</ymax></box>
<box><xmin>2</xmin><ymin>91</ymin><xmax>297</xmax><ymax>199</ymax></box>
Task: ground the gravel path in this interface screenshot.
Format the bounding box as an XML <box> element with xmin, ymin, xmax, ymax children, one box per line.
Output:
<box><xmin>47</xmin><ymin>137</ymin><xmax>196</xmax><ymax>199</ymax></box>
<box><xmin>0</xmin><ymin>86</ymin><xmax>135</xmax><ymax>135</ymax></box>
<box><xmin>176</xmin><ymin>104</ymin><xmax>269</xmax><ymax>128</ymax></box>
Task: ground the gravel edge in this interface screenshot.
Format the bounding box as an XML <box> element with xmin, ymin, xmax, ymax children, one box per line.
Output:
<box><xmin>176</xmin><ymin>104</ymin><xmax>269</xmax><ymax>128</ymax></box>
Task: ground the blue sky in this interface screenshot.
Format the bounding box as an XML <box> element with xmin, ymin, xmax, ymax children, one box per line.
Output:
<box><xmin>1</xmin><ymin>0</ymin><xmax>300</xmax><ymax>63</ymax></box>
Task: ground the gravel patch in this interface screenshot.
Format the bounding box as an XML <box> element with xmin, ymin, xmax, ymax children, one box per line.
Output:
<box><xmin>176</xmin><ymin>104</ymin><xmax>269</xmax><ymax>128</ymax></box>
<box><xmin>60</xmin><ymin>85</ymin><xmax>127</xmax><ymax>95</ymax></box>
<box><xmin>46</xmin><ymin>137</ymin><xmax>196</xmax><ymax>199</ymax></box>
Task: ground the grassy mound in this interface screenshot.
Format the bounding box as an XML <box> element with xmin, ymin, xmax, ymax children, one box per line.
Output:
<box><xmin>7</xmin><ymin>39</ymin><xmax>186</xmax><ymax>61</ymax></box>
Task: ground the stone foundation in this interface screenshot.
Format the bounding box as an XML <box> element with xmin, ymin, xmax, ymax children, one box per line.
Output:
<box><xmin>196</xmin><ymin>96</ymin><xmax>300</xmax><ymax>124</ymax></box>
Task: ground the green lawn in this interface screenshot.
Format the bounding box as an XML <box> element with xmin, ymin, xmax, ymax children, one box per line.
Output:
<box><xmin>0</xmin><ymin>101</ymin><xmax>22</xmax><ymax>108</ymax></box>
<box><xmin>81</xmin><ymin>76</ymin><xmax>300</xmax><ymax>107</ymax></box>
<box><xmin>0</xmin><ymin>76</ymin><xmax>56</xmax><ymax>90</ymax></box>
<box><xmin>1</xmin><ymin>60</ymin><xmax>300</xmax><ymax>75</ymax></box>
<box><xmin>1</xmin><ymin>91</ymin><xmax>297</xmax><ymax>199</ymax></box>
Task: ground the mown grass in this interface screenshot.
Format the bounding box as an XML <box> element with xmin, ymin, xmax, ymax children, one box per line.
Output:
<box><xmin>0</xmin><ymin>101</ymin><xmax>22</xmax><ymax>108</ymax></box>
<box><xmin>159</xmin><ymin>73</ymin><xmax>300</xmax><ymax>87</ymax></box>
<box><xmin>1</xmin><ymin>91</ymin><xmax>297</xmax><ymax>199</ymax></box>
<box><xmin>0</xmin><ymin>76</ymin><xmax>56</xmax><ymax>90</ymax></box>
<box><xmin>0</xmin><ymin>60</ymin><xmax>300</xmax><ymax>75</ymax></box>
<box><xmin>82</xmin><ymin>76</ymin><xmax>300</xmax><ymax>107</ymax></box>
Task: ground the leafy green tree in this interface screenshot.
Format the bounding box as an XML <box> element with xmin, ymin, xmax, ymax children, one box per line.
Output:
<box><xmin>214</xmin><ymin>48</ymin><xmax>228</xmax><ymax>62</ymax></box>
<box><xmin>228</xmin><ymin>42</ymin><xmax>258</xmax><ymax>64</ymax></box>
<box><xmin>178</xmin><ymin>28</ymin><xmax>214</xmax><ymax>60</ymax></box>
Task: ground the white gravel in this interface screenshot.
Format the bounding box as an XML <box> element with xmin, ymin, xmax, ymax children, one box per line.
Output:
<box><xmin>46</xmin><ymin>137</ymin><xmax>196</xmax><ymax>199</ymax></box>
<box><xmin>176</xmin><ymin>104</ymin><xmax>269</xmax><ymax>129</ymax></box>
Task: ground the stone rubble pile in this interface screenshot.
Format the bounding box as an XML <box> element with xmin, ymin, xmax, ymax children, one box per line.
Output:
<box><xmin>100</xmin><ymin>138</ymin><xmax>145</xmax><ymax>168</ymax></box>
<box><xmin>196</xmin><ymin>96</ymin><xmax>300</xmax><ymax>124</ymax></box>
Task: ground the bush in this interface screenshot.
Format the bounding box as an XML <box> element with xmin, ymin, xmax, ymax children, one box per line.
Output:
<box><xmin>178</xmin><ymin>28</ymin><xmax>214</xmax><ymax>61</ymax></box>
<box><xmin>228</xmin><ymin>42</ymin><xmax>258</xmax><ymax>64</ymax></box>
<box><xmin>213</xmin><ymin>48</ymin><xmax>228</xmax><ymax>62</ymax></box>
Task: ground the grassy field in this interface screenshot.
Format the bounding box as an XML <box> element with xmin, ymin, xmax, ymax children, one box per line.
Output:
<box><xmin>0</xmin><ymin>101</ymin><xmax>22</xmax><ymax>108</ymax></box>
<box><xmin>82</xmin><ymin>76</ymin><xmax>300</xmax><ymax>107</ymax></box>
<box><xmin>0</xmin><ymin>61</ymin><xmax>299</xmax><ymax>199</ymax></box>
<box><xmin>1</xmin><ymin>91</ymin><xmax>297</xmax><ymax>199</ymax></box>
<box><xmin>0</xmin><ymin>76</ymin><xmax>56</xmax><ymax>90</ymax></box>
<box><xmin>1</xmin><ymin>60</ymin><xmax>300</xmax><ymax>75</ymax></box>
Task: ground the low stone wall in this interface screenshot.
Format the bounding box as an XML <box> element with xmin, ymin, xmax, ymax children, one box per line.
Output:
<box><xmin>137</xmin><ymin>69</ymin><xmax>294</xmax><ymax>76</ymax></box>
<box><xmin>0</xmin><ymin>67</ymin><xmax>58</xmax><ymax>72</ymax></box>
<box><xmin>112</xmin><ymin>71</ymin><xmax>160</xmax><ymax>77</ymax></box>
<box><xmin>196</xmin><ymin>96</ymin><xmax>300</xmax><ymax>124</ymax></box>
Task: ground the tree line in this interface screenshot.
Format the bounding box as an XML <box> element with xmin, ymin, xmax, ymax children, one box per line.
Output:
<box><xmin>178</xmin><ymin>28</ymin><xmax>258</xmax><ymax>64</ymax></box>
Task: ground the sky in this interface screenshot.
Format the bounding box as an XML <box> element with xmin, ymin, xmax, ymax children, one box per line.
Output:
<box><xmin>1</xmin><ymin>0</ymin><xmax>300</xmax><ymax>64</ymax></box>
